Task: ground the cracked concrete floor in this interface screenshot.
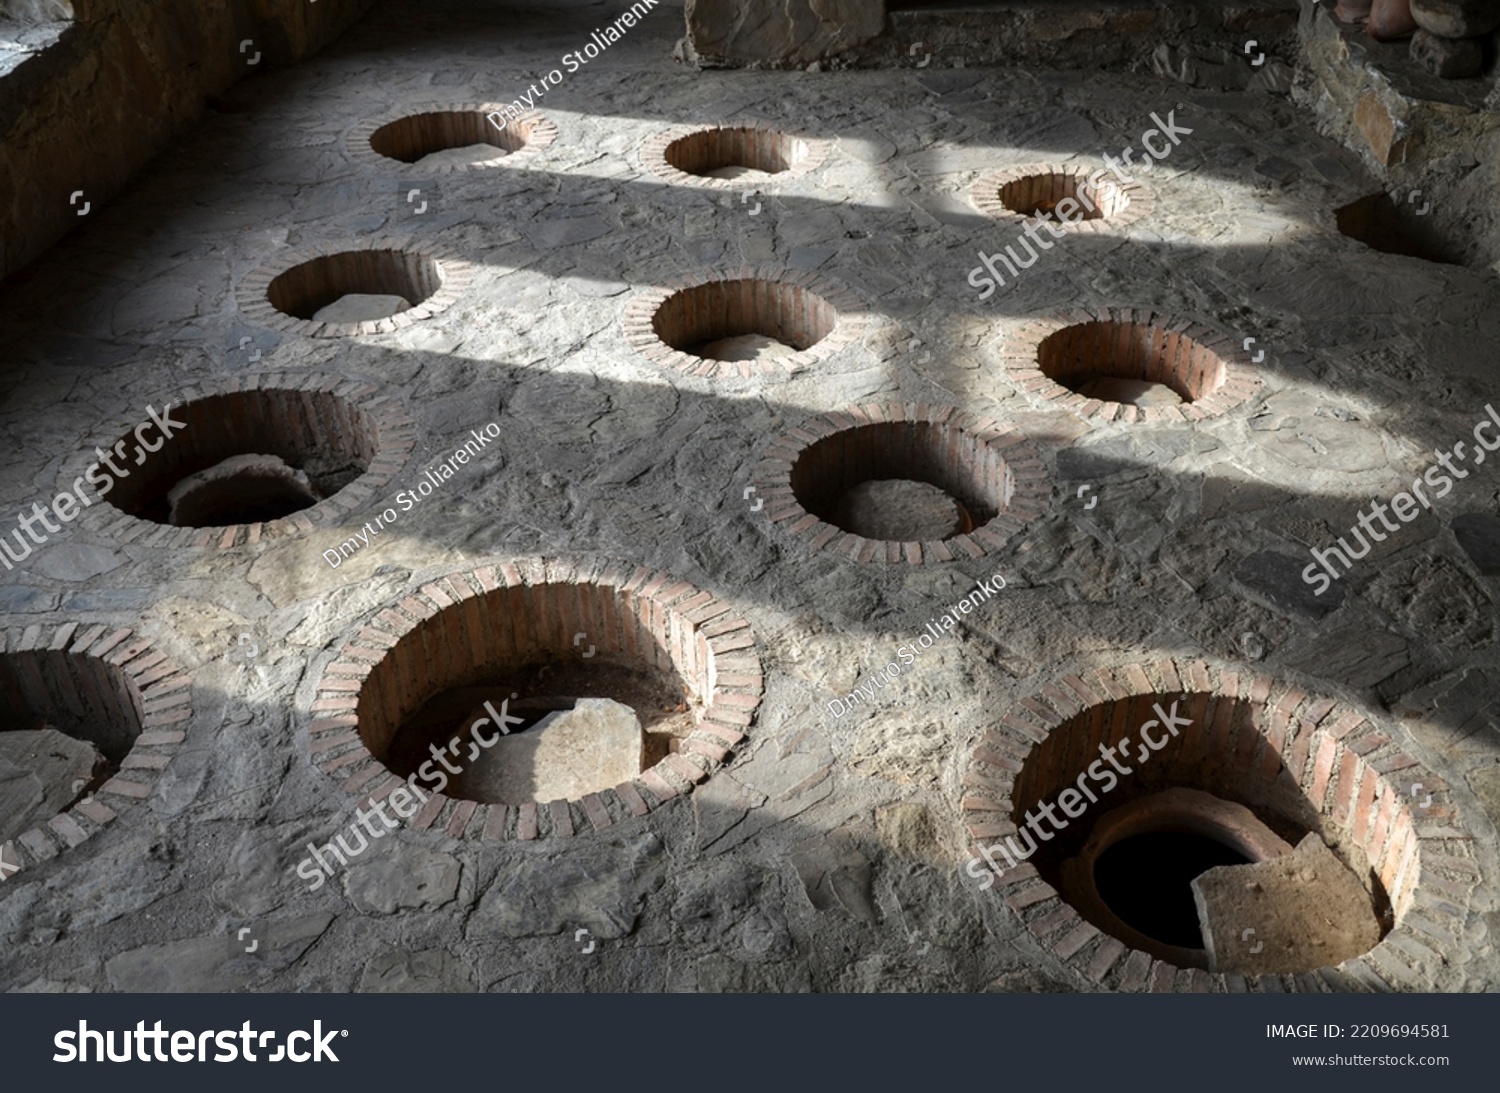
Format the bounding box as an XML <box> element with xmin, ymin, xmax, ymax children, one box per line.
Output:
<box><xmin>1</xmin><ymin>0</ymin><xmax>1498</xmax><ymax>993</ymax></box>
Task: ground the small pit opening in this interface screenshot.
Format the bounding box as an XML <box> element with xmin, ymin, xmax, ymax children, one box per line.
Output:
<box><xmin>790</xmin><ymin>421</ymin><xmax>1006</xmax><ymax>542</ymax></box>
<box><xmin>1335</xmin><ymin>193</ymin><xmax>1462</xmax><ymax>265</ymax></box>
<box><xmin>266</xmin><ymin>249</ymin><xmax>441</xmax><ymax>324</ymax></box>
<box><xmin>753</xmin><ymin>405</ymin><xmax>1049</xmax><ymax>563</ymax></box>
<box><xmin>1036</xmin><ymin>318</ymin><xmax>1229</xmax><ymax>408</ymax></box>
<box><xmin>652</xmin><ymin>277</ymin><xmax>837</xmax><ymax>363</ymax></box>
<box><xmin>0</xmin><ymin>648</ymin><xmax>142</xmax><ymax>846</ymax></box>
<box><xmin>368</xmin><ymin>110</ymin><xmax>536</xmax><ymax>169</ymax></box>
<box><xmin>663</xmin><ymin>126</ymin><xmax>810</xmax><ymax>180</ymax></box>
<box><xmin>102</xmin><ymin>389</ymin><xmax>375</xmax><ymax>528</ymax></box>
<box><xmin>996</xmin><ymin>170</ymin><xmax>1127</xmax><ymax>222</ymax></box>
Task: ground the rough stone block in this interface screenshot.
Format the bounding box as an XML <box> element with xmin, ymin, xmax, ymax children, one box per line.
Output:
<box><xmin>1409</xmin><ymin>28</ymin><xmax>1484</xmax><ymax>76</ymax></box>
<box><xmin>1193</xmin><ymin>833</ymin><xmax>1383</xmax><ymax>975</ymax></box>
<box><xmin>1411</xmin><ymin>0</ymin><xmax>1500</xmax><ymax>36</ymax></box>
<box><xmin>463</xmin><ymin>698</ymin><xmax>644</xmax><ymax>804</ymax></box>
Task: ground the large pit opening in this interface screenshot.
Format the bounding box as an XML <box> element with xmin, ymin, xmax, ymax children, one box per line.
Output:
<box><xmin>101</xmin><ymin>388</ymin><xmax>378</xmax><ymax>529</ymax></box>
<box><xmin>1011</xmin><ymin>688</ymin><xmax>1385</xmax><ymax>972</ymax></box>
<box><xmin>962</xmin><ymin>666</ymin><xmax>1449</xmax><ymax>983</ymax></box>
<box><xmin>311</xmin><ymin>561</ymin><xmax>762</xmax><ymax>839</ymax></box>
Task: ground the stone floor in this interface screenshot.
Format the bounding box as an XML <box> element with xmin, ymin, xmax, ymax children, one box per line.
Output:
<box><xmin>1</xmin><ymin>0</ymin><xmax>1498</xmax><ymax>993</ymax></box>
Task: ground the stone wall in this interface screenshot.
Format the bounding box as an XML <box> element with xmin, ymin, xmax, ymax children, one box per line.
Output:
<box><xmin>1295</xmin><ymin>1</ymin><xmax>1500</xmax><ymax>270</ymax></box>
<box><xmin>682</xmin><ymin>0</ymin><xmax>886</xmax><ymax>67</ymax></box>
<box><xmin>681</xmin><ymin>0</ymin><xmax>1302</xmax><ymax>71</ymax></box>
<box><xmin>0</xmin><ymin>0</ymin><xmax>73</xmax><ymax>20</ymax></box>
<box><xmin>0</xmin><ymin>0</ymin><xmax>374</xmax><ymax>280</ymax></box>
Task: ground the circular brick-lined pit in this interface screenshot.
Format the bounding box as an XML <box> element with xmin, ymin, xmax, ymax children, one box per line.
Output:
<box><xmin>237</xmin><ymin>239</ymin><xmax>473</xmax><ymax>337</ymax></box>
<box><xmin>970</xmin><ymin>164</ymin><xmax>1150</xmax><ymax>230</ymax></box>
<box><xmin>1000</xmin><ymin>308</ymin><xmax>1262</xmax><ymax>423</ymax></box>
<box><xmin>751</xmin><ymin>404</ymin><xmax>1050</xmax><ymax>565</ymax></box>
<box><xmin>88</xmin><ymin>378</ymin><xmax>414</xmax><ymax>550</ymax></box>
<box><xmin>0</xmin><ymin>624</ymin><xmax>189</xmax><ymax>881</ymax></box>
<box><xmin>623</xmin><ymin>267</ymin><xmax>867</xmax><ymax>379</ymax></box>
<box><xmin>308</xmin><ymin>559</ymin><xmax>762</xmax><ymax>841</ymax></box>
<box><xmin>642</xmin><ymin>123</ymin><xmax>830</xmax><ymax>187</ymax></box>
<box><xmin>350</xmin><ymin>106</ymin><xmax>559</xmax><ymax>171</ymax></box>
<box><xmin>962</xmin><ymin>660</ymin><xmax>1477</xmax><ymax>991</ymax></box>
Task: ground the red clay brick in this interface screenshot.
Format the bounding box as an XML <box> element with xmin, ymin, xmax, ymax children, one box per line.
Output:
<box><xmin>516</xmin><ymin>802</ymin><xmax>539</xmax><ymax>840</ymax></box>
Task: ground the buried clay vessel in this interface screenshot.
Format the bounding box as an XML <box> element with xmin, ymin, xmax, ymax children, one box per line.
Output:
<box><xmin>1368</xmin><ymin>0</ymin><xmax>1420</xmax><ymax>39</ymax></box>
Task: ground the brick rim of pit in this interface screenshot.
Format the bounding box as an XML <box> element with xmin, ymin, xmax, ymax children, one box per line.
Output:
<box><xmin>0</xmin><ymin>623</ymin><xmax>190</xmax><ymax>882</ymax></box>
<box><xmin>970</xmin><ymin>162</ymin><xmax>1153</xmax><ymax>231</ymax></box>
<box><xmin>235</xmin><ymin>237</ymin><xmax>475</xmax><ymax>339</ymax></box>
<box><xmin>346</xmin><ymin>105</ymin><xmax>559</xmax><ymax>172</ymax></box>
<box><xmin>307</xmin><ymin>557</ymin><xmax>763</xmax><ymax>841</ymax></box>
<box><xmin>961</xmin><ymin>659</ymin><xmax>1477</xmax><ymax>993</ymax></box>
<box><xmin>749</xmin><ymin>403</ymin><xmax>1051</xmax><ymax>565</ymax></box>
<box><xmin>1000</xmin><ymin>307</ymin><xmax>1264</xmax><ymax>424</ymax></box>
<box><xmin>622</xmin><ymin>265</ymin><xmax>870</xmax><ymax>379</ymax></box>
<box><xmin>66</xmin><ymin>375</ymin><xmax>416</xmax><ymax>551</ymax></box>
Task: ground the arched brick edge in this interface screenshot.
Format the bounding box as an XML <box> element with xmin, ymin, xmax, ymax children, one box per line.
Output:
<box><xmin>306</xmin><ymin>558</ymin><xmax>763</xmax><ymax>841</ymax></box>
<box><xmin>961</xmin><ymin>658</ymin><xmax>1476</xmax><ymax>993</ymax></box>
<box><xmin>640</xmin><ymin>122</ymin><xmax>832</xmax><ymax>189</ymax></box>
<box><xmin>0</xmin><ymin>624</ymin><xmax>189</xmax><ymax>881</ymax></box>
<box><xmin>346</xmin><ymin>106</ymin><xmax>559</xmax><ymax>172</ymax></box>
<box><xmin>999</xmin><ymin>308</ymin><xmax>1264</xmax><ymax>424</ymax></box>
<box><xmin>622</xmin><ymin>266</ymin><xmax>869</xmax><ymax>379</ymax></box>
<box><xmin>236</xmin><ymin>237</ymin><xmax>475</xmax><ymax>339</ymax></box>
<box><xmin>750</xmin><ymin>404</ymin><xmax>1050</xmax><ymax>565</ymax></box>
<box><xmin>67</xmin><ymin>376</ymin><xmax>415</xmax><ymax>551</ymax></box>
<box><xmin>969</xmin><ymin>163</ymin><xmax>1152</xmax><ymax>231</ymax></box>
